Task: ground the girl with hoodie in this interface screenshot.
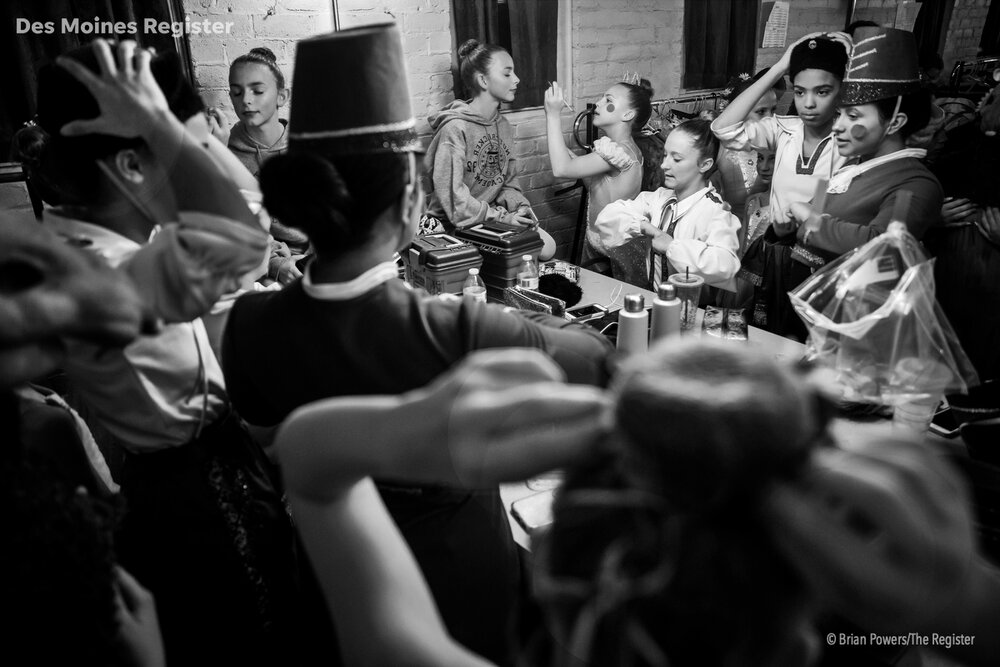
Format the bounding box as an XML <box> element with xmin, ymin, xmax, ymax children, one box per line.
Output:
<box><xmin>422</xmin><ymin>39</ymin><xmax>555</xmax><ymax>256</ymax></box>
<box><xmin>224</xmin><ymin>47</ymin><xmax>289</xmax><ymax>179</ymax></box>
<box><xmin>219</xmin><ymin>47</ymin><xmax>310</xmax><ymax>269</ymax></box>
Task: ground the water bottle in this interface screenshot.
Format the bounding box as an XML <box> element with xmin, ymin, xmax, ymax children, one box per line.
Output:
<box><xmin>463</xmin><ymin>268</ymin><xmax>487</xmax><ymax>303</ymax></box>
<box><xmin>650</xmin><ymin>283</ymin><xmax>682</xmax><ymax>342</ymax></box>
<box><xmin>616</xmin><ymin>294</ymin><xmax>649</xmax><ymax>355</ymax></box>
<box><xmin>517</xmin><ymin>254</ymin><xmax>539</xmax><ymax>290</ymax></box>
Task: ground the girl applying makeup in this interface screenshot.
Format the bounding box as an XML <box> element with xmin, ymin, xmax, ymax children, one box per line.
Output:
<box><xmin>544</xmin><ymin>77</ymin><xmax>651</xmax><ymax>279</ymax></box>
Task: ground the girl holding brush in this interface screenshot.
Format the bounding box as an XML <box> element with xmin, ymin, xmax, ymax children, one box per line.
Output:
<box><xmin>544</xmin><ymin>77</ymin><xmax>651</xmax><ymax>281</ymax></box>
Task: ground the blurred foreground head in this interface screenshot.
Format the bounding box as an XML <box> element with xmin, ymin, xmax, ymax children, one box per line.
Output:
<box><xmin>532</xmin><ymin>339</ymin><xmax>833</xmax><ymax>667</ymax></box>
<box><xmin>0</xmin><ymin>216</ymin><xmax>144</xmax><ymax>388</ymax></box>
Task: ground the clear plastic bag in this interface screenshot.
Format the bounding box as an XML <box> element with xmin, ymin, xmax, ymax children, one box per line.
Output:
<box><xmin>789</xmin><ymin>222</ymin><xmax>978</xmax><ymax>404</ymax></box>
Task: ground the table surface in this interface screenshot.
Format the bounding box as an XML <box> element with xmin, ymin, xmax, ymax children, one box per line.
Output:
<box><xmin>502</xmin><ymin>267</ymin><xmax>955</xmax><ymax>548</ymax></box>
<box><xmin>503</xmin><ymin>268</ymin><xmax>811</xmax><ymax>548</ymax></box>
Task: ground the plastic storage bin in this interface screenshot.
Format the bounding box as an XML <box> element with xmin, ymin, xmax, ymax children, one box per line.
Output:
<box><xmin>455</xmin><ymin>223</ymin><xmax>544</xmax><ymax>299</ymax></box>
<box><xmin>404</xmin><ymin>233</ymin><xmax>483</xmax><ymax>296</ymax></box>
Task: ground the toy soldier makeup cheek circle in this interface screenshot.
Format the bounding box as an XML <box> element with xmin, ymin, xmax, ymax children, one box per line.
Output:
<box><xmin>606</xmin><ymin>103</ymin><xmax>616</xmax><ymax>112</ymax></box>
<box><xmin>849</xmin><ymin>124</ymin><xmax>869</xmax><ymax>140</ymax></box>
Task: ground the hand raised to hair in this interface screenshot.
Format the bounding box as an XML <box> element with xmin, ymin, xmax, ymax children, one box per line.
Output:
<box><xmin>778</xmin><ymin>32</ymin><xmax>825</xmax><ymax>72</ymax></box>
<box><xmin>437</xmin><ymin>349</ymin><xmax>612</xmax><ymax>487</ymax></box>
<box><xmin>58</xmin><ymin>40</ymin><xmax>171</xmax><ymax>140</ymax></box>
<box><xmin>280</xmin><ymin>349</ymin><xmax>612</xmax><ymax>494</ymax></box>
<box><xmin>778</xmin><ymin>31</ymin><xmax>852</xmax><ymax>73</ymax></box>
<box><xmin>822</xmin><ymin>30</ymin><xmax>854</xmax><ymax>55</ymax></box>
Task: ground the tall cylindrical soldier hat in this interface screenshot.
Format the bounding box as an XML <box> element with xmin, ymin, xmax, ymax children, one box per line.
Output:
<box><xmin>288</xmin><ymin>23</ymin><xmax>422</xmax><ymax>155</ymax></box>
<box><xmin>840</xmin><ymin>27</ymin><xmax>922</xmax><ymax>106</ymax></box>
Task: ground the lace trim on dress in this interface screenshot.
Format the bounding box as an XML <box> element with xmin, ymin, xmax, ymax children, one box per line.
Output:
<box><xmin>593</xmin><ymin>136</ymin><xmax>639</xmax><ymax>171</ymax></box>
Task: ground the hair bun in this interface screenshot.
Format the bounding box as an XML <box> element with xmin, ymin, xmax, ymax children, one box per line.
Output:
<box><xmin>248</xmin><ymin>47</ymin><xmax>278</xmax><ymax>63</ymax></box>
<box><xmin>11</xmin><ymin>125</ymin><xmax>49</xmax><ymax>168</ymax></box>
<box><xmin>612</xmin><ymin>341</ymin><xmax>818</xmax><ymax>511</ymax></box>
<box><xmin>457</xmin><ymin>39</ymin><xmax>482</xmax><ymax>61</ymax></box>
<box><xmin>638</xmin><ymin>78</ymin><xmax>654</xmax><ymax>97</ymax></box>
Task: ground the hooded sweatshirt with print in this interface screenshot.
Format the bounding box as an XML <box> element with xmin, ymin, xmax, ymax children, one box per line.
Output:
<box><xmin>228</xmin><ymin>118</ymin><xmax>289</xmax><ymax>179</ymax></box>
<box><xmin>227</xmin><ymin>118</ymin><xmax>310</xmax><ymax>254</ymax></box>
<box><xmin>424</xmin><ymin>100</ymin><xmax>529</xmax><ymax>230</ymax></box>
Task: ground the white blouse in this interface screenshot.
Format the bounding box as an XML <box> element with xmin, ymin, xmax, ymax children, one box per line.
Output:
<box><xmin>595</xmin><ymin>185</ymin><xmax>741</xmax><ymax>290</ymax></box>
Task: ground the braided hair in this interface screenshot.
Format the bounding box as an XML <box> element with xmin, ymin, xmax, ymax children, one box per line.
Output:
<box><xmin>527</xmin><ymin>340</ymin><xmax>833</xmax><ymax>667</ymax></box>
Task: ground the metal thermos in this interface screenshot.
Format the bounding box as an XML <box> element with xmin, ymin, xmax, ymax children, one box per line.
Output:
<box><xmin>616</xmin><ymin>294</ymin><xmax>648</xmax><ymax>354</ymax></box>
<box><xmin>650</xmin><ymin>283</ymin><xmax>682</xmax><ymax>342</ymax></box>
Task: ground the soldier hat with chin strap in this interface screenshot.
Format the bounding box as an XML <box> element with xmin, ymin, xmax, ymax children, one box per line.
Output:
<box><xmin>840</xmin><ymin>27</ymin><xmax>922</xmax><ymax>106</ymax></box>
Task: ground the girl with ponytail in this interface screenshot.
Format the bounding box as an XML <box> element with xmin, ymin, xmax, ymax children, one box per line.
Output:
<box><xmin>544</xmin><ymin>76</ymin><xmax>652</xmax><ymax>283</ymax></box>
<box><xmin>422</xmin><ymin>39</ymin><xmax>556</xmax><ymax>257</ymax></box>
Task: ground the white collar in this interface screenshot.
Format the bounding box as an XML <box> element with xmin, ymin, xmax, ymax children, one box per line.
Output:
<box><xmin>828</xmin><ymin>148</ymin><xmax>927</xmax><ymax>194</ymax></box>
<box><xmin>301</xmin><ymin>260</ymin><xmax>399</xmax><ymax>301</ymax></box>
<box><xmin>667</xmin><ymin>186</ymin><xmax>712</xmax><ymax>218</ymax></box>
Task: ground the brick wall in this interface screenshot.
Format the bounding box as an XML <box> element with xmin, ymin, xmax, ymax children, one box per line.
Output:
<box><xmin>183</xmin><ymin>0</ymin><xmax>333</xmax><ymax>126</ymax></box>
<box><xmin>756</xmin><ymin>0</ymin><xmax>851</xmax><ymax>71</ymax></box>
<box><xmin>941</xmin><ymin>0</ymin><xmax>991</xmax><ymax>72</ymax></box>
<box><xmin>851</xmin><ymin>0</ymin><xmax>900</xmax><ymax>28</ymax></box>
<box><xmin>183</xmin><ymin>0</ymin><xmax>992</xmax><ymax>258</ymax></box>
<box><xmin>755</xmin><ymin>0</ymin><xmax>990</xmax><ymax>75</ymax></box>
<box><xmin>337</xmin><ymin>0</ymin><xmax>690</xmax><ymax>257</ymax></box>
<box><xmin>571</xmin><ymin>0</ymin><xmax>684</xmax><ymax>102</ymax></box>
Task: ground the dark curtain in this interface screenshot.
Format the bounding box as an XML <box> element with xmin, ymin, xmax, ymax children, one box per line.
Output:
<box><xmin>508</xmin><ymin>0</ymin><xmax>557</xmax><ymax>108</ymax></box>
<box><xmin>912</xmin><ymin>0</ymin><xmax>954</xmax><ymax>57</ymax></box>
<box><xmin>1</xmin><ymin>0</ymin><xmax>192</xmax><ymax>159</ymax></box>
<box><xmin>684</xmin><ymin>0</ymin><xmax>759</xmax><ymax>90</ymax></box>
<box><xmin>449</xmin><ymin>0</ymin><xmax>557</xmax><ymax>108</ymax></box>
<box><xmin>980</xmin><ymin>0</ymin><xmax>1000</xmax><ymax>56</ymax></box>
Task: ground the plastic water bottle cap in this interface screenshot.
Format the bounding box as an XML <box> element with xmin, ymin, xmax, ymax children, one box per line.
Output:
<box><xmin>522</xmin><ymin>254</ymin><xmax>533</xmax><ymax>261</ymax></box>
<box><xmin>624</xmin><ymin>294</ymin><xmax>645</xmax><ymax>312</ymax></box>
<box><xmin>469</xmin><ymin>268</ymin><xmax>479</xmax><ymax>276</ymax></box>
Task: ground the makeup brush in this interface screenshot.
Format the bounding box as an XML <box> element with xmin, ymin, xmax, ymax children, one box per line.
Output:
<box><xmin>548</xmin><ymin>82</ymin><xmax>575</xmax><ymax>113</ymax></box>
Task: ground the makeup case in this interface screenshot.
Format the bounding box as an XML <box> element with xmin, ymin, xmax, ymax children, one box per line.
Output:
<box><xmin>455</xmin><ymin>223</ymin><xmax>544</xmax><ymax>299</ymax></box>
<box><xmin>404</xmin><ymin>233</ymin><xmax>483</xmax><ymax>296</ymax></box>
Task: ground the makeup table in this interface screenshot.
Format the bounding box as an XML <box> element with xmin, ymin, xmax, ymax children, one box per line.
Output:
<box><xmin>501</xmin><ymin>267</ymin><xmax>806</xmax><ymax>548</ymax></box>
